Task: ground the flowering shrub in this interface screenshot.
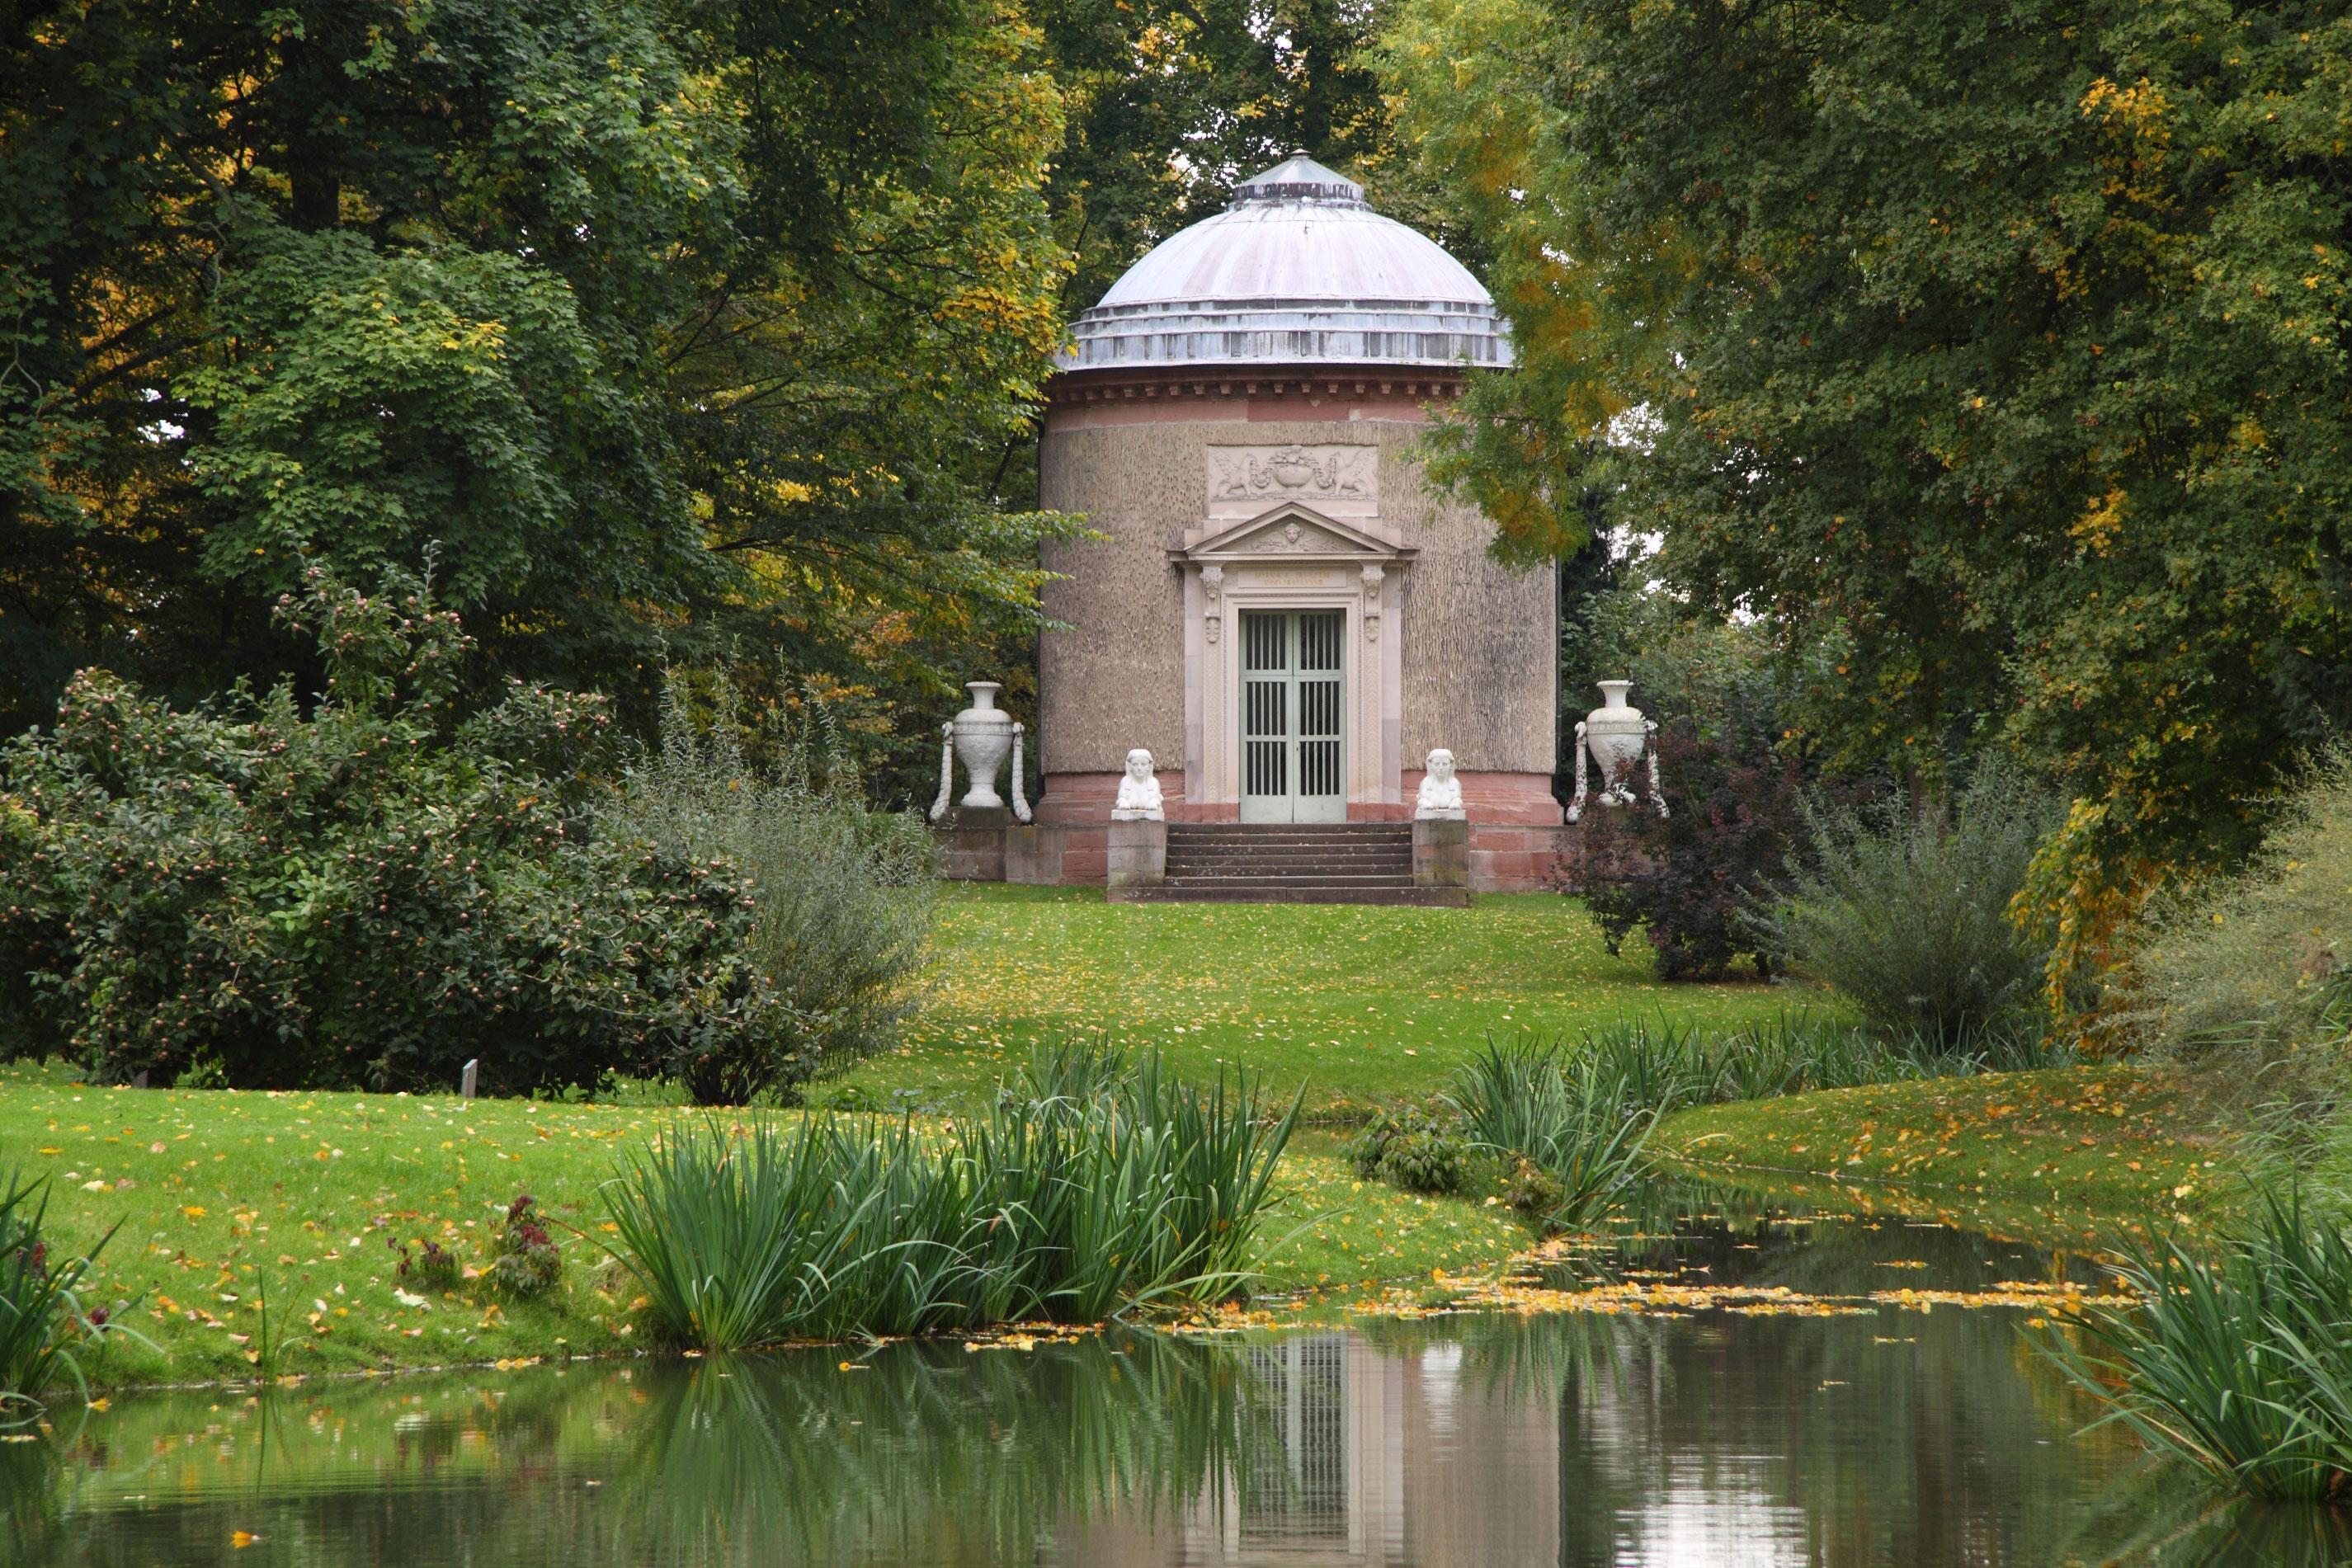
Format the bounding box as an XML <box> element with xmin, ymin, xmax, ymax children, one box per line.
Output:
<box><xmin>1585</xmin><ymin>718</ymin><xmax>1812</xmax><ymax>980</ymax></box>
<box><xmin>486</xmin><ymin>1194</ymin><xmax>563</xmax><ymax>1297</ymax></box>
<box><xmin>1571</xmin><ymin>596</ymin><xmax>1820</xmax><ymax>982</ymax></box>
<box><xmin>0</xmin><ymin>568</ymin><xmax>792</xmax><ymax>1096</ymax></box>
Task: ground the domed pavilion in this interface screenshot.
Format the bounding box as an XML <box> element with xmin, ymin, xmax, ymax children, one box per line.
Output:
<box><xmin>1025</xmin><ymin>154</ymin><xmax>1566</xmax><ymax>892</ymax></box>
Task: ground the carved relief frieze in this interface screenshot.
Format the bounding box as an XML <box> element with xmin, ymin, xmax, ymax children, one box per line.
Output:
<box><xmin>1206</xmin><ymin>444</ymin><xmax>1378</xmax><ymax>520</ymax></box>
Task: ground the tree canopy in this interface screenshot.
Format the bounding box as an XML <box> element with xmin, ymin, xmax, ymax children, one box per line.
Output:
<box><xmin>1</xmin><ymin>0</ymin><xmax>1069</xmax><ymax>735</ymax></box>
<box><xmin>1383</xmin><ymin>0</ymin><xmax>2352</xmax><ymax>874</ymax></box>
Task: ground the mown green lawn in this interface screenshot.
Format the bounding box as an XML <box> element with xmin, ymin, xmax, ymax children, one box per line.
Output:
<box><xmin>2</xmin><ymin>888</ymin><xmax>2248</xmax><ymax>1392</ymax></box>
<box><xmin>1653</xmin><ymin>1064</ymin><xmax>2239</xmax><ymax>1248</ymax></box>
<box><xmin>0</xmin><ymin>1060</ymin><xmax>1530</xmax><ymax>1390</ymax></box>
<box><xmin>825</xmin><ymin>885</ymin><xmax>1821</xmax><ymax>1118</ymax></box>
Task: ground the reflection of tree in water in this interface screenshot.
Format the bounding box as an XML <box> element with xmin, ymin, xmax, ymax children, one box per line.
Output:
<box><xmin>7</xmin><ymin>1335</ymin><xmax>1305</xmax><ymax>1568</ymax></box>
<box><xmin>15</xmin><ymin>1291</ymin><xmax>2352</xmax><ymax>1567</ymax></box>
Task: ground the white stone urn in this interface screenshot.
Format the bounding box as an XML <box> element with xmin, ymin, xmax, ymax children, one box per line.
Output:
<box><xmin>1585</xmin><ymin>681</ymin><xmax>1647</xmax><ymax>789</ymax></box>
<box><xmin>1569</xmin><ymin>679</ymin><xmax>1667</xmax><ymax>822</ymax></box>
<box><xmin>950</xmin><ymin>681</ymin><xmax>1015</xmax><ymax>810</ymax></box>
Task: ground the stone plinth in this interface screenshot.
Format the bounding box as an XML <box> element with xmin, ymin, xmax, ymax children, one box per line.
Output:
<box><xmin>1412</xmin><ymin>817</ymin><xmax>1469</xmax><ymax>890</ymax></box>
<box><xmin>937</xmin><ymin>822</ymin><xmax>1006</xmax><ymax>881</ymax></box>
<box><xmin>1105</xmin><ymin>818</ymin><xmax>1168</xmax><ymax>890</ymax></box>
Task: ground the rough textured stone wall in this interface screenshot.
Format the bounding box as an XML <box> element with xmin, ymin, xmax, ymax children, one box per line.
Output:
<box><xmin>1037</xmin><ymin>402</ymin><xmax>1555</xmax><ymax>781</ymax></box>
<box><xmin>1380</xmin><ymin>450</ymin><xmax>1557</xmax><ymax>778</ymax></box>
<box><xmin>1037</xmin><ymin>422</ymin><xmax>1190</xmax><ymax>776</ymax></box>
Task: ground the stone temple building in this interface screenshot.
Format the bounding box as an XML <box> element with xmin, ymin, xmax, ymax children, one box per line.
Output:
<box><xmin>940</xmin><ymin>154</ymin><xmax>1568</xmax><ymax>895</ymax></box>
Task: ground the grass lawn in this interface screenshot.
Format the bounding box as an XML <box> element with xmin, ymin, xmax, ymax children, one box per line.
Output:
<box><xmin>0</xmin><ymin>891</ymin><xmax>2255</xmax><ymax>1392</ymax></box>
<box><xmin>1653</xmin><ymin>1064</ymin><xmax>2240</xmax><ymax>1248</ymax></box>
<box><xmin>826</xmin><ymin>884</ymin><xmax>1819</xmax><ymax>1118</ymax></box>
<box><xmin>0</xmin><ymin>1061</ymin><xmax>1530</xmax><ymax>1391</ymax></box>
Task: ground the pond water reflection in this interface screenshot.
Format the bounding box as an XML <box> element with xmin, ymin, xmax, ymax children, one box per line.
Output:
<box><xmin>9</xmin><ymin>1200</ymin><xmax>2349</xmax><ymax>1567</ymax></box>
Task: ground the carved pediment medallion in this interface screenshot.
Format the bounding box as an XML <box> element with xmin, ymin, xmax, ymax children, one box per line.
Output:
<box><xmin>1178</xmin><ymin>501</ymin><xmax>1413</xmax><ymax>564</ymax></box>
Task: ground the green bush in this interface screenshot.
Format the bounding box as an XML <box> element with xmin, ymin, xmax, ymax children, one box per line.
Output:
<box><xmin>1501</xmin><ymin>1156</ymin><xmax>1564</xmax><ymax>1220</ymax></box>
<box><xmin>1746</xmin><ymin>764</ymin><xmax>2063</xmax><ymax>1045</ymax></box>
<box><xmin>608</xmin><ymin>680</ymin><xmax>937</xmax><ymax>1103</ymax></box>
<box><xmin>2126</xmin><ymin>746</ymin><xmax>2352</xmax><ymax>1070</ymax></box>
<box><xmin>2045</xmin><ymin>1190</ymin><xmax>2352</xmax><ymax>1501</ymax></box>
<box><xmin>601</xmin><ymin>1052</ymin><xmax>1300</xmax><ymax>1347</ymax></box>
<box><xmin>0</xmin><ymin>570</ymin><xmax>788</xmax><ymax>1096</ymax></box>
<box><xmin>2</xmin><ymin>1161</ymin><xmax>139</xmax><ymax>1423</ymax></box>
<box><xmin>1346</xmin><ymin>1108</ymin><xmax>1470</xmax><ymax>1195</ymax></box>
<box><xmin>1570</xmin><ymin>588</ymin><xmax>1834</xmax><ymax>980</ymax></box>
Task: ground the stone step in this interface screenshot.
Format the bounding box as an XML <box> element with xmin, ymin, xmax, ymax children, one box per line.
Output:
<box><xmin>1164</xmin><ymin>861</ymin><xmax>1414</xmax><ymax>878</ymax></box>
<box><xmin>1169</xmin><ymin>824</ymin><xmax>1408</xmax><ymax>836</ymax></box>
<box><xmin>1167</xmin><ymin>841</ymin><xmax>1402</xmax><ymax>850</ymax></box>
<box><xmin>1164</xmin><ymin>845</ymin><xmax>1412</xmax><ymax>863</ymax></box>
<box><xmin>1112</xmin><ymin>883</ymin><xmax>1468</xmax><ymax>907</ymax></box>
<box><xmin>1126</xmin><ymin>822</ymin><xmax>1453</xmax><ymax>905</ymax></box>
<box><xmin>1167</xmin><ymin>869</ymin><xmax>1413</xmax><ymax>884</ymax></box>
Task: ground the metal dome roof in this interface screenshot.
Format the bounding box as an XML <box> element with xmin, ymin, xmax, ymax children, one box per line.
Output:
<box><xmin>1063</xmin><ymin>154</ymin><xmax>1512</xmax><ymax>373</ymax></box>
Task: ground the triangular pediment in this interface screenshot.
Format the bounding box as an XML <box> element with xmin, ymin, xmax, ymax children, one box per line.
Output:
<box><xmin>1181</xmin><ymin>502</ymin><xmax>1411</xmax><ymax>563</ymax></box>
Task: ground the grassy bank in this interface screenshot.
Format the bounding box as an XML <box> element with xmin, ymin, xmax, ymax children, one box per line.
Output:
<box><xmin>1652</xmin><ymin>1065</ymin><xmax>2239</xmax><ymax>1247</ymax></box>
<box><xmin>2</xmin><ymin>888</ymin><xmax>2259</xmax><ymax>1392</ymax></box>
<box><xmin>827</xmin><ymin>887</ymin><xmax>1820</xmax><ymax>1117</ymax></box>
<box><xmin>0</xmin><ymin>1062</ymin><xmax>1530</xmax><ymax>1390</ymax></box>
<box><xmin>5</xmin><ymin>1056</ymin><xmax>2232</xmax><ymax>1390</ymax></box>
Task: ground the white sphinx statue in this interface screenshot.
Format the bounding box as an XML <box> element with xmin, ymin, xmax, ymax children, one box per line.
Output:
<box><xmin>1110</xmin><ymin>748</ymin><xmax>1165</xmax><ymax>822</ymax></box>
<box><xmin>1414</xmin><ymin>747</ymin><xmax>1466</xmax><ymax>820</ymax></box>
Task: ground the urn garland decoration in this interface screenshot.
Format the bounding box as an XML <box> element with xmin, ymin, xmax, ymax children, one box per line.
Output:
<box><xmin>927</xmin><ymin>680</ymin><xmax>1033</xmax><ymax>824</ymax></box>
<box><xmin>1567</xmin><ymin>680</ymin><xmax>1668</xmax><ymax>822</ymax></box>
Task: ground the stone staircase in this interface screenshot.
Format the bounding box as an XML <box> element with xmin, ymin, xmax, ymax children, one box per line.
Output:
<box><xmin>1111</xmin><ymin>822</ymin><xmax>1468</xmax><ymax>906</ymax></box>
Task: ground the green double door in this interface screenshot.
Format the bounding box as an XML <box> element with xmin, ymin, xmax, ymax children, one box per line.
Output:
<box><xmin>1240</xmin><ymin>610</ymin><xmax>1346</xmax><ymax>823</ymax></box>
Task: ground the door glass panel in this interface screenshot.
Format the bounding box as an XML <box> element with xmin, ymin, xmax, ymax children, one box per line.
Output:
<box><xmin>1239</xmin><ymin>610</ymin><xmax>1344</xmax><ymax>823</ymax></box>
<box><xmin>1242</xmin><ymin>612</ymin><xmax>1288</xmax><ymax>803</ymax></box>
<box><xmin>1296</xmin><ymin>612</ymin><xmax>1342</xmax><ymax>807</ymax></box>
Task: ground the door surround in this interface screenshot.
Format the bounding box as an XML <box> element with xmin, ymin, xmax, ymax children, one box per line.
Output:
<box><xmin>1174</xmin><ymin>501</ymin><xmax>1412</xmax><ymax>817</ymax></box>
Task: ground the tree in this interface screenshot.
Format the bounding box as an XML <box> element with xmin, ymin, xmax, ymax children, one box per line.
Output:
<box><xmin>1380</xmin><ymin>0</ymin><xmax>2352</xmax><ymax>888</ymax></box>
<box><xmin>1035</xmin><ymin>0</ymin><xmax>1478</xmax><ymax>340</ymax></box>
<box><xmin>0</xmin><ymin>0</ymin><xmax>1072</xmax><ymax>744</ymax></box>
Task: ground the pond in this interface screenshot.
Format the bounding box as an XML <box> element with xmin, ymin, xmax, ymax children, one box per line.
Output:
<box><xmin>8</xmin><ymin>1195</ymin><xmax>2348</xmax><ymax>1567</ymax></box>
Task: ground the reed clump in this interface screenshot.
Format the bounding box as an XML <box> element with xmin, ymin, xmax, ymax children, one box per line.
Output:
<box><xmin>2</xmin><ymin>1161</ymin><xmax>140</xmax><ymax>1422</ymax></box>
<box><xmin>1445</xmin><ymin>1039</ymin><xmax>1652</xmax><ymax>1229</ymax></box>
<box><xmin>601</xmin><ymin>1045</ymin><xmax>1299</xmax><ymax>1349</ymax></box>
<box><xmin>2045</xmin><ymin>1191</ymin><xmax>2352</xmax><ymax>1502</ymax></box>
<box><xmin>1444</xmin><ymin>1015</ymin><xmax>2053</xmax><ymax>1230</ymax></box>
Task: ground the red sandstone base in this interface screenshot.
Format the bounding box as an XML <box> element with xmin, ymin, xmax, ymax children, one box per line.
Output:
<box><xmin>955</xmin><ymin>771</ymin><xmax>1582</xmax><ymax>894</ymax></box>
